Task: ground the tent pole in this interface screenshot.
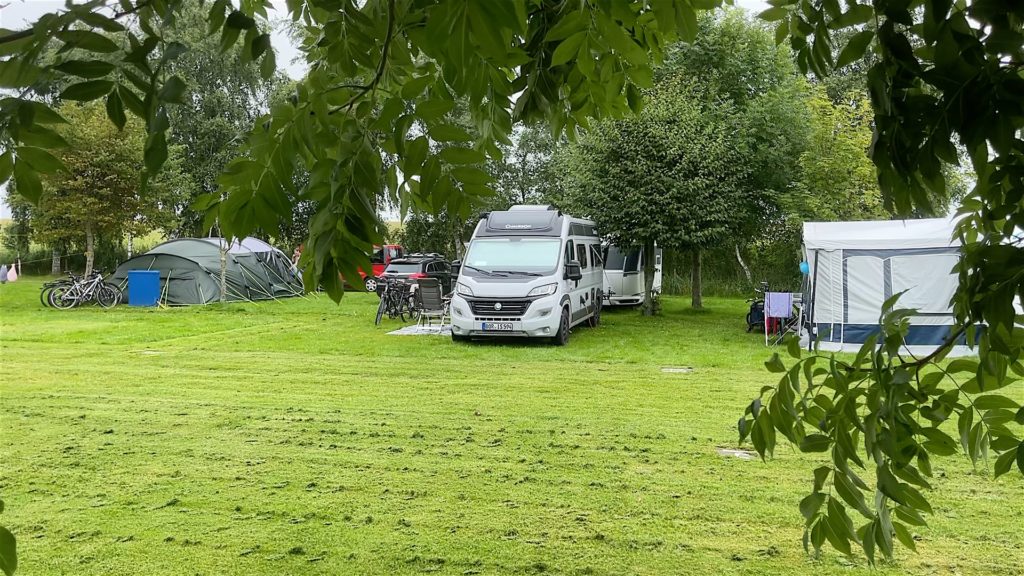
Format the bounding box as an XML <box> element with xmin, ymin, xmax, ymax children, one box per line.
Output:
<box><xmin>809</xmin><ymin>249</ymin><xmax>820</xmax><ymax>351</ymax></box>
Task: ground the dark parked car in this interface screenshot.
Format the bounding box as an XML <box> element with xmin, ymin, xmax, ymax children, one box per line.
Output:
<box><xmin>378</xmin><ymin>254</ymin><xmax>454</xmax><ymax>294</ymax></box>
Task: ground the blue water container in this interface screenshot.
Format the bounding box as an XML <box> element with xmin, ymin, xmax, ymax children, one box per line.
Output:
<box><xmin>127</xmin><ymin>270</ymin><xmax>161</xmax><ymax>306</ymax></box>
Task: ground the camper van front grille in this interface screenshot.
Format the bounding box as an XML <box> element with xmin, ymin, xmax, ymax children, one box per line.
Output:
<box><xmin>468</xmin><ymin>298</ymin><xmax>532</xmax><ymax>316</ymax></box>
<box><xmin>474</xmin><ymin>316</ymin><xmax>523</xmax><ymax>322</ymax></box>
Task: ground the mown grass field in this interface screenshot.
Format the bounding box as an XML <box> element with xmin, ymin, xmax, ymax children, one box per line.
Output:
<box><xmin>0</xmin><ymin>278</ymin><xmax>1021</xmax><ymax>575</ymax></box>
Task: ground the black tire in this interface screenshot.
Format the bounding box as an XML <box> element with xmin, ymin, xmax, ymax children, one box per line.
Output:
<box><xmin>98</xmin><ymin>283</ymin><xmax>121</xmax><ymax>309</ymax></box>
<box><xmin>49</xmin><ymin>286</ymin><xmax>77</xmax><ymax>309</ymax></box>
<box><xmin>552</xmin><ymin>307</ymin><xmax>570</xmax><ymax>346</ymax></box>
<box><xmin>40</xmin><ymin>285</ymin><xmax>59</xmax><ymax>308</ymax></box>
<box><xmin>404</xmin><ymin>295</ymin><xmax>420</xmax><ymax>323</ymax></box>
<box><xmin>375</xmin><ymin>294</ymin><xmax>387</xmax><ymax>325</ymax></box>
<box><xmin>587</xmin><ymin>299</ymin><xmax>602</xmax><ymax>328</ymax></box>
<box><xmin>365</xmin><ymin>276</ymin><xmax>378</xmax><ymax>292</ymax></box>
<box><xmin>451</xmin><ymin>332</ymin><xmax>468</xmax><ymax>342</ymax></box>
<box><xmin>745</xmin><ymin>312</ymin><xmax>753</xmax><ymax>332</ymax></box>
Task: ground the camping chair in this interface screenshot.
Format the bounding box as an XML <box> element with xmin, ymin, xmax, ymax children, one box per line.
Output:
<box><xmin>764</xmin><ymin>291</ymin><xmax>802</xmax><ymax>346</ymax></box>
<box><xmin>415</xmin><ymin>277</ymin><xmax>449</xmax><ymax>329</ymax></box>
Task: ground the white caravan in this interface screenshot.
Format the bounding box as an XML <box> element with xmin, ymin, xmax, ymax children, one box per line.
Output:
<box><xmin>450</xmin><ymin>205</ymin><xmax>603</xmax><ymax>345</ymax></box>
<box><xmin>602</xmin><ymin>245</ymin><xmax>662</xmax><ymax>306</ymax></box>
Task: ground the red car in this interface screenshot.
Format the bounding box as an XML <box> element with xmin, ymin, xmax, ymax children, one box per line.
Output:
<box><xmin>360</xmin><ymin>244</ymin><xmax>404</xmax><ymax>291</ymax></box>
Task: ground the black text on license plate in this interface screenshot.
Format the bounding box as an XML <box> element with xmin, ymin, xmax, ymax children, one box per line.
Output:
<box><xmin>482</xmin><ymin>322</ymin><xmax>514</xmax><ymax>331</ymax></box>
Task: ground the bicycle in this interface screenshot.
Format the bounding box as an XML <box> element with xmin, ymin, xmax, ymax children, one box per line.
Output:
<box><xmin>49</xmin><ymin>270</ymin><xmax>122</xmax><ymax>309</ymax></box>
<box><xmin>374</xmin><ymin>277</ymin><xmax>418</xmax><ymax>325</ymax></box>
<box><xmin>40</xmin><ymin>272</ymin><xmax>80</xmax><ymax>308</ymax></box>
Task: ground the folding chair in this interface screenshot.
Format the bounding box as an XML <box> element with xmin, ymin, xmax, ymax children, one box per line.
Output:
<box><xmin>415</xmin><ymin>277</ymin><xmax>449</xmax><ymax>329</ymax></box>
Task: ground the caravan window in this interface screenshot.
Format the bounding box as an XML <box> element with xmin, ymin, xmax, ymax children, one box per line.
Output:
<box><xmin>576</xmin><ymin>243</ymin><xmax>589</xmax><ymax>269</ymax></box>
<box><xmin>604</xmin><ymin>247</ymin><xmax>640</xmax><ymax>272</ymax></box>
<box><xmin>590</xmin><ymin>245</ymin><xmax>603</xmax><ymax>267</ymax></box>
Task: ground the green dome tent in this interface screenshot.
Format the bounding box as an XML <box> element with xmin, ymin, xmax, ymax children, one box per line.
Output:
<box><xmin>109</xmin><ymin>237</ymin><xmax>303</xmax><ymax>305</ymax></box>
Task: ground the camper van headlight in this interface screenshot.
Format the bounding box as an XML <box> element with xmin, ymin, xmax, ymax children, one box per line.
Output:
<box><xmin>456</xmin><ymin>282</ymin><xmax>474</xmax><ymax>297</ymax></box>
<box><xmin>527</xmin><ymin>283</ymin><xmax>558</xmax><ymax>297</ymax></box>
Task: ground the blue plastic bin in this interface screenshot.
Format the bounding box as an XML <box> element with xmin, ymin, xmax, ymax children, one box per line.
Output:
<box><xmin>127</xmin><ymin>270</ymin><xmax>161</xmax><ymax>306</ymax></box>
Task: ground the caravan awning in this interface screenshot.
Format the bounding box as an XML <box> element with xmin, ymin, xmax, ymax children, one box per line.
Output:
<box><xmin>803</xmin><ymin>217</ymin><xmax>960</xmax><ymax>251</ymax></box>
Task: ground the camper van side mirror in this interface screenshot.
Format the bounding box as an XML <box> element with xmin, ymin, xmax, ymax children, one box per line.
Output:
<box><xmin>565</xmin><ymin>260</ymin><xmax>583</xmax><ymax>281</ymax></box>
<box><xmin>451</xmin><ymin>260</ymin><xmax>461</xmax><ymax>276</ymax></box>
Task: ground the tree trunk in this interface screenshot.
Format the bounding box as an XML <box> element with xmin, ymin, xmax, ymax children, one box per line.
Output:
<box><xmin>642</xmin><ymin>240</ymin><xmax>657</xmax><ymax>316</ymax></box>
<box><xmin>735</xmin><ymin>244</ymin><xmax>752</xmax><ymax>287</ymax></box>
<box><xmin>219</xmin><ymin>240</ymin><xmax>228</xmax><ymax>303</ymax></box>
<box><xmin>691</xmin><ymin>248</ymin><xmax>703</xmax><ymax>309</ymax></box>
<box><xmin>84</xmin><ymin>224</ymin><xmax>95</xmax><ymax>277</ymax></box>
<box><xmin>51</xmin><ymin>248</ymin><xmax>61</xmax><ymax>275</ymax></box>
<box><xmin>127</xmin><ymin>233</ymin><xmax>134</xmax><ymax>259</ymax></box>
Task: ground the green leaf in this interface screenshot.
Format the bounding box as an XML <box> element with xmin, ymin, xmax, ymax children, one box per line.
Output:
<box><xmin>0</xmin><ymin>151</ymin><xmax>12</xmax><ymax>185</ymax></box>
<box><xmin>993</xmin><ymin>446</ymin><xmax>1017</xmax><ymax>478</ymax></box>
<box><xmin>799</xmin><ymin>492</ymin><xmax>826</xmax><ymax>521</ymax></box>
<box><xmin>551</xmin><ymin>31</ymin><xmax>586</xmax><ymax>66</ymax></box>
<box><xmin>0</xmin><ymin>524</ymin><xmax>15</xmax><ymax>576</ymax></box>
<box><xmin>834</xmin><ymin>469</ymin><xmax>872</xmax><ymax>517</ymax></box>
<box><xmin>1018</xmin><ymin>440</ymin><xmax>1024</xmax><ymax>475</ymax></box>
<box><xmin>400</xmin><ymin>75</ymin><xmax>433</xmax><ymax>100</ymax></box>
<box><xmin>106</xmin><ymin>90</ymin><xmax>126</xmax><ymax>130</ymax></box>
<box><xmin>260</xmin><ymin>49</ymin><xmax>276</xmax><ymax>80</ymax></box>
<box><xmin>13</xmin><ymin>160</ymin><xmax>43</xmax><ymax>204</ymax></box>
<box><xmin>800</xmin><ymin>434</ymin><xmax>831</xmax><ymax>453</ymax></box>
<box><xmin>60</xmin><ymin>79</ymin><xmax>114</xmax><ymax>102</ymax></box>
<box><xmin>439</xmin><ymin>147</ymin><xmax>486</xmax><ymax>165</ymax></box>
<box><xmin>451</xmin><ymin>166</ymin><xmax>491</xmax><ymax>185</ymax></box>
<box><xmin>118</xmin><ymin>86</ymin><xmax>147</xmax><ymax>119</ymax></box>
<box><xmin>18</xmin><ymin>125</ymin><xmax>69</xmax><ymax>149</ymax></box>
<box><xmin>835</xmin><ymin>30</ymin><xmax>873</xmax><ymax>68</ymax></box>
<box><xmin>157</xmin><ymin>75</ymin><xmax>187</xmax><ymax>104</ymax></box>
<box><xmin>429</xmin><ymin>124</ymin><xmax>473</xmax><ymax>143</ymax></box>
<box><xmin>56</xmin><ymin>29</ymin><xmax>119</xmax><ymax>53</ymax></box>
<box><xmin>973</xmin><ymin>395</ymin><xmax>1020</xmax><ymax>411</ymax></box>
<box><xmin>53</xmin><ymin>59</ymin><xmax>116</xmax><ymax>79</ymax></box>
<box><xmin>759</xmin><ymin>6</ymin><xmax>790</xmax><ymax>21</ymax></box>
<box><xmin>765</xmin><ymin>353</ymin><xmax>786</xmax><ymax>373</ymax></box>
<box><xmin>786</xmin><ymin>334</ymin><xmax>802</xmax><ymax>359</ymax></box>
<box><xmin>831</xmin><ymin>4</ymin><xmax>873</xmax><ymax>28</ymax></box>
<box><xmin>544</xmin><ymin>12</ymin><xmax>587</xmax><ymax>42</ymax></box>
<box><xmin>144</xmin><ymin>131</ymin><xmax>168</xmax><ymax>173</ymax></box>
<box><xmin>893</xmin><ymin>522</ymin><xmax>917</xmax><ymax>553</ymax></box>
<box><xmin>15</xmin><ymin>146</ymin><xmax>63</xmax><ymax>173</ymax></box>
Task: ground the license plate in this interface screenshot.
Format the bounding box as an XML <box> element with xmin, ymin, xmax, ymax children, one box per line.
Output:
<box><xmin>481</xmin><ymin>322</ymin><xmax>514</xmax><ymax>331</ymax></box>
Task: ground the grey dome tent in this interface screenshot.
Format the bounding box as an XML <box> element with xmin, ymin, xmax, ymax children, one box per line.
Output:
<box><xmin>110</xmin><ymin>237</ymin><xmax>303</xmax><ymax>305</ymax></box>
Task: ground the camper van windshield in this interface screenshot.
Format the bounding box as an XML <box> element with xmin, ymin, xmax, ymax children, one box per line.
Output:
<box><xmin>465</xmin><ymin>238</ymin><xmax>561</xmax><ymax>274</ymax></box>
<box><xmin>604</xmin><ymin>247</ymin><xmax>641</xmax><ymax>272</ymax></box>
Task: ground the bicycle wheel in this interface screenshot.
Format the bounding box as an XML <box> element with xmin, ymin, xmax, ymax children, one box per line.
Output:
<box><xmin>39</xmin><ymin>284</ymin><xmax>60</xmax><ymax>307</ymax></box>
<box><xmin>49</xmin><ymin>286</ymin><xmax>78</xmax><ymax>310</ymax></box>
<box><xmin>404</xmin><ymin>295</ymin><xmax>420</xmax><ymax>323</ymax></box>
<box><xmin>98</xmin><ymin>283</ymin><xmax>122</xmax><ymax>308</ymax></box>
<box><xmin>375</xmin><ymin>292</ymin><xmax>387</xmax><ymax>325</ymax></box>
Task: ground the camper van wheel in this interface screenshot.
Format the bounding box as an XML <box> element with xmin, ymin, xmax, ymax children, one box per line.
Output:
<box><xmin>451</xmin><ymin>332</ymin><xmax>468</xmax><ymax>343</ymax></box>
<box><xmin>587</xmin><ymin>301</ymin><xmax>601</xmax><ymax>328</ymax></box>
<box><xmin>552</xmin><ymin>307</ymin><xmax>570</xmax><ymax>346</ymax></box>
<box><xmin>364</xmin><ymin>277</ymin><xmax>378</xmax><ymax>292</ymax></box>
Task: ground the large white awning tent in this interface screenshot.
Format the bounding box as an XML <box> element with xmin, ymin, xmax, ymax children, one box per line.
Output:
<box><xmin>802</xmin><ymin>216</ymin><xmax>970</xmax><ymax>354</ymax></box>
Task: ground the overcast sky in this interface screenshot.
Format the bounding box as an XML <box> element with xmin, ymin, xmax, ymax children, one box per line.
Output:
<box><xmin>0</xmin><ymin>0</ymin><xmax>768</xmax><ymax>219</ymax></box>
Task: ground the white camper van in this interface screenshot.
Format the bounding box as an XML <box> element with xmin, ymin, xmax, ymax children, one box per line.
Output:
<box><xmin>602</xmin><ymin>245</ymin><xmax>662</xmax><ymax>306</ymax></box>
<box><xmin>450</xmin><ymin>205</ymin><xmax>603</xmax><ymax>345</ymax></box>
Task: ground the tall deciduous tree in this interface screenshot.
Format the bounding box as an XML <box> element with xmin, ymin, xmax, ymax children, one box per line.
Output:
<box><xmin>163</xmin><ymin>4</ymin><xmax>286</xmax><ymax>236</ymax></box>
<box><xmin>33</xmin><ymin>102</ymin><xmax>184</xmax><ymax>276</ymax></box>
<box><xmin>558</xmin><ymin>78</ymin><xmax>752</xmax><ymax>313</ymax></box>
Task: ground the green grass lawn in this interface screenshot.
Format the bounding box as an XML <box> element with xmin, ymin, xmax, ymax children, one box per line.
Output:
<box><xmin>1</xmin><ymin>278</ymin><xmax>1021</xmax><ymax>575</ymax></box>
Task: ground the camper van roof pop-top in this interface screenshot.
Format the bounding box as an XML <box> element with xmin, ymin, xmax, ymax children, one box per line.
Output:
<box><xmin>450</xmin><ymin>205</ymin><xmax>603</xmax><ymax>345</ymax></box>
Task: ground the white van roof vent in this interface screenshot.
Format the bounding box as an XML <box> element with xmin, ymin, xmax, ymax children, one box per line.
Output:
<box><xmin>508</xmin><ymin>204</ymin><xmax>556</xmax><ymax>211</ymax></box>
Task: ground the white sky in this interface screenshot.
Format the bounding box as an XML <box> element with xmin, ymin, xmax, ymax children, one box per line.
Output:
<box><xmin>0</xmin><ymin>0</ymin><xmax>768</xmax><ymax>218</ymax></box>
